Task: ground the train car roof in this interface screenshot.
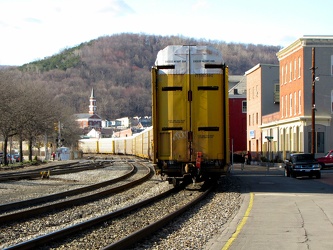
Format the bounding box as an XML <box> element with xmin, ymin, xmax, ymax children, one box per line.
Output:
<box><xmin>155</xmin><ymin>45</ymin><xmax>224</xmax><ymax>74</ymax></box>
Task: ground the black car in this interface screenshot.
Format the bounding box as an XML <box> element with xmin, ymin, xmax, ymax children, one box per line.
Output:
<box><xmin>284</xmin><ymin>153</ymin><xmax>321</xmax><ymax>179</ymax></box>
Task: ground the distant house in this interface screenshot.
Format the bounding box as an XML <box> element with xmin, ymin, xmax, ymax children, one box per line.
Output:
<box><xmin>86</xmin><ymin>128</ymin><xmax>101</xmax><ymax>138</ymax></box>
<box><xmin>75</xmin><ymin>88</ymin><xmax>102</xmax><ymax>131</ymax></box>
<box><xmin>112</xmin><ymin>128</ymin><xmax>132</xmax><ymax>138</ymax></box>
<box><xmin>100</xmin><ymin>128</ymin><xmax>114</xmax><ymax>138</ymax></box>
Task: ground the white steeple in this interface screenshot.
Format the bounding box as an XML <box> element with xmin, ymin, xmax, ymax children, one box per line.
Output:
<box><xmin>89</xmin><ymin>88</ymin><xmax>96</xmax><ymax>115</ymax></box>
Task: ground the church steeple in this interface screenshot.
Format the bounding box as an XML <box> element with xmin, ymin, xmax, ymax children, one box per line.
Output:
<box><xmin>89</xmin><ymin>88</ymin><xmax>96</xmax><ymax>115</ymax></box>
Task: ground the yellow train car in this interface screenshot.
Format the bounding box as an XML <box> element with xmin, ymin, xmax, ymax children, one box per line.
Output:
<box><xmin>152</xmin><ymin>45</ymin><xmax>230</xmax><ymax>183</ymax></box>
<box><xmin>125</xmin><ymin>136</ymin><xmax>133</xmax><ymax>155</ymax></box>
<box><xmin>78</xmin><ymin>127</ymin><xmax>153</xmax><ymax>159</ymax></box>
<box><xmin>79</xmin><ymin>138</ymin><xmax>99</xmax><ymax>154</ymax></box>
<box><xmin>98</xmin><ymin>138</ymin><xmax>115</xmax><ymax>154</ymax></box>
<box><xmin>114</xmin><ymin>137</ymin><xmax>126</xmax><ymax>155</ymax></box>
<box><xmin>134</xmin><ymin>126</ymin><xmax>153</xmax><ymax>159</ymax></box>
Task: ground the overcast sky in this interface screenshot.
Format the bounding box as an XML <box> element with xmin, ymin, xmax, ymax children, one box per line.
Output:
<box><xmin>0</xmin><ymin>0</ymin><xmax>331</xmax><ymax>65</ymax></box>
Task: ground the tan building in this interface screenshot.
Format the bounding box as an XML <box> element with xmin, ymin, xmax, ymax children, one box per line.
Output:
<box><xmin>245</xmin><ymin>64</ymin><xmax>279</xmax><ymax>162</ymax></box>
<box><xmin>261</xmin><ymin>36</ymin><xmax>333</xmax><ymax>160</ymax></box>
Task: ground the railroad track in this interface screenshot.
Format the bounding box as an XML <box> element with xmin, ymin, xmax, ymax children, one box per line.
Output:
<box><xmin>0</xmin><ymin>162</ymin><xmax>151</xmax><ymax>225</ymax></box>
<box><xmin>0</xmin><ymin>162</ymin><xmax>135</xmax><ymax>218</ymax></box>
<box><xmin>0</xmin><ymin>161</ymin><xmax>108</xmax><ymax>181</ymax></box>
<box><xmin>3</xmin><ymin>177</ymin><xmax>214</xmax><ymax>250</ymax></box>
<box><xmin>106</xmin><ymin>182</ymin><xmax>213</xmax><ymax>250</ymax></box>
<box><xmin>1</xmin><ymin>161</ymin><xmax>154</xmax><ymax>249</ymax></box>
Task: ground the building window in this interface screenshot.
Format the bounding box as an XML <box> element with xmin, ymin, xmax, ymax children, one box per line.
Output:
<box><xmin>294</xmin><ymin>92</ymin><xmax>297</xmax><ymax>115</ymax></box>
<box><xmin>285</xmin><ymin>65</ymin><xmax>288</xmax><ymax>83</ymax></box>
<box><xmin>290</xmin><ymin>94</ymin><xmax>292</xmax><ymax>116</ymax></box>
<box><xmin>242</xmin><ymin>100</ymin><xmax>247</xmax><ymax>113</ymax></box>
<box><xmin>256</xmin><ymin>113</ymin><xmax>258</xmax><ymax>125</ymax></box>
<box><xmin>298</xmin><ymin>57</ymin><xmax>301</xmax><ymax>78</ymax></box>
<box><xmin>290</xmin><ymin>62</ymin><xmax>292</xmax><ymax>82</ymax></box>
<box><xmin>281</xmin><ymin>97</ymin><xmax>284</xmax><ymax>117</ymax></box>
<box><xmin>249</xmin><ymin>114</ymin><xmax>251</xmax><ymax>126</ymax></box>
<box><xmin>281</xmin><ymin>67</ymin><xmax>284</xmax><ymax>85</ymax></box>
<box><xmin>299</xmin><ymin>90</ymin><xmax>302</xmax><ymax>114</ymax></box>
<box><xmin>294</xmin><ymin>59</ymin><xmax>297</xmax><ymax>80</ymax></box>
<box><xmin>285</xmin><ymin>95</ymin><xmax>288</xmax><ymax>117</ymax></box>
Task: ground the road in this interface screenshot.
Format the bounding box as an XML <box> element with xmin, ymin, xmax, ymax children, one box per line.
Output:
<box><xmin>206</xmin><ymin>164</ymin><xmax>333</xmax><ymax>250</ymax></box>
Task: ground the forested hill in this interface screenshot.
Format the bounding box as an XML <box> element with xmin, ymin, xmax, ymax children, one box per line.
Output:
<box><xmin>19</xmin><ymin>33</ymin><xmax>281</xmax><ymax>120</ymax></box>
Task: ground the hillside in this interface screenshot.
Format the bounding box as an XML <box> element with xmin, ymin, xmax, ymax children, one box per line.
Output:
<box><xmin>19</xmin><ymin>33</ymin><xmax>281</xmax><ymax>120</ymax></box>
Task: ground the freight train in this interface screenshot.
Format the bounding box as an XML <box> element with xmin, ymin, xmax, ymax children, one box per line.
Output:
<box><xmin>78</xmin><ymin>126</ymin><xmax>153</xmax><ymax>159</ymax></box>
<box><xmin>152</xmin><ymin>45</ymin><xmax>230</xmax><ymax>185</ymax></box>
<box><xmin>79</xmin><ymin>45</ymin><xmax>230</xmax><ymax>185</ymax></box>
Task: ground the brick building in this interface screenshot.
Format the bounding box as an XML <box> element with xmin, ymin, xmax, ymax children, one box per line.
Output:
<box><xmin>245</xmin><ymin>64</ymin><xmax>279</xmax><ymax>161</ymax></box>
<box><xmin>228</xmin><ymin>76</ymin><xmax>247</xmax><ymax>153</ymax></box>
<box><xmin>261</xmin><ymin>36</ymin><xmax>333</xmax><ymax>160</ymax></box>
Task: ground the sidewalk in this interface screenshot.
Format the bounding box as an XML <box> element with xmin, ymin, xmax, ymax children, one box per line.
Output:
<box><xmin>206</xmin><ymin>163</ymin><xmax>333</xmax><ymax>250</ymax></box>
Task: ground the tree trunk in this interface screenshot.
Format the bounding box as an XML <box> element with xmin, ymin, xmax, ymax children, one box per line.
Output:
<box><xmin>29</xmin><ymin>138</ymin><xmax>33</xmax><ymax>161</ymax></box>
<box><xmin>3</xmin><ymin>136</ymin><xmax>8</xmax><ymax>165</ymax></box>
<box><xmin>19</xmin><ymin>135</ymin><xmax>23</xmax><ymax>163</ymax></box>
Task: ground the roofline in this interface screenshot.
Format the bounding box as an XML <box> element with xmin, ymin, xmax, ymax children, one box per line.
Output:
<box><xmin>277</xmin><ymin>35</ymin><xmax>333</xmax><ymax>60</ymax></box>
<box><xmin>245</xmin><ymin>63</ymin><xmax>279</xmax><ymax>75</ymax></box>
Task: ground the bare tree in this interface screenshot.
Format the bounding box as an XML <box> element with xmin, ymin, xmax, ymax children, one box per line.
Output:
<box><xmin>18</xmin><ymin>78</ymin><xmax>62</xmax><ymax>161</ymax></box>
<box><xmin>0</xmin><ymin>70</ymin><xmax>23</xmax><ymax>165</ymax></box>
<box><xmin>0</xmin><ymin>69</ymin><xmax>82</xmax><ymax>164</ymax></box>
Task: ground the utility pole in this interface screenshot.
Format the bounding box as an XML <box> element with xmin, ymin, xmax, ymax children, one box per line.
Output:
<box><xmin>311</xmin><ymin>47</ymin><xmax>316</xmax><ymax>155</ymax></box>
<box><xmin>58</xmin><ymin>121</ymin><xmax>61</xmax><ymax>148</ymax></box>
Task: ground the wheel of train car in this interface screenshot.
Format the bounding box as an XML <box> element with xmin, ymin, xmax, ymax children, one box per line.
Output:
<box><xmin>160</xmin><ymin>173</ymin><xmax>167</xmax><ymax>181</ymax></box>
<box><xmin>183</xmin><ymin>174</ymin><xmax>192</xmax><ymax>184</ymax></box>
<box><xmin>172</xmin><ymin>178</ymin><xmax>179</xmax><ymax>187</ymax></box>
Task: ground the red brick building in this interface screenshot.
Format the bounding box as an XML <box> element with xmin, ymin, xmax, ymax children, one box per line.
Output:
<box><xmin>229</xmin><ymin>76</ymin><xmax>247</xmax><ymax>153</ymax></box>
<box><xmin>261</xmin><ymin>36</ymin><xmax>333</xmax><ymax>159</ymax></box>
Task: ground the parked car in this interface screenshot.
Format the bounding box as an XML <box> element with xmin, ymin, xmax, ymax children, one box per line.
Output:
<box><xmin>316</xmin><ymin>150</ymin><xmax>333</xmax><ymax>169</ymax></box>
<box><xmin>12</xmin><ymin>153</ymin><xmax>21</xmax><ymax>162</ymax></box>
<box><xmin>7</xmin><ymin>153</ymin><xmax>21</xmax><ymax>163</ymax></box>
<box><xmin>284</xmin><ymin>153</ymin><xmax>321</xmax><ymax>179</ymax></box>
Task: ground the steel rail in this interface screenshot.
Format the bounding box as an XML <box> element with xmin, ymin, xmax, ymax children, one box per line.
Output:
<box><xmin>6</xmin><ymin>178</ymin><xmax>175</xmax><ymax>250</ymax></box>
<box><xmin>0</xmin><ymin>161</ymin><xmax>104</xmax><ymax>181</ymax></box>
<box><xmin>4</xmin><ymin>165</ymin><xmax>163</xmax><ymax>250</ymax></box>
<box><xmin>0</xmin><ymin>162</ymin><xmax>118</xmax><ymax>213</ymax></box>
<box><xmin>103</xmin><ymin>183</ymin><xmax>214</xmax><ymax>250</ymax></box>
<box><xmin>5</xmin><ymin>180</ymin><xmax>213</xmax><ymax>250</ymax></box>
<box><xmin>0</xmin><ymin>164</ymin><xmax>151</xmax><ymax>224</ymax></box>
